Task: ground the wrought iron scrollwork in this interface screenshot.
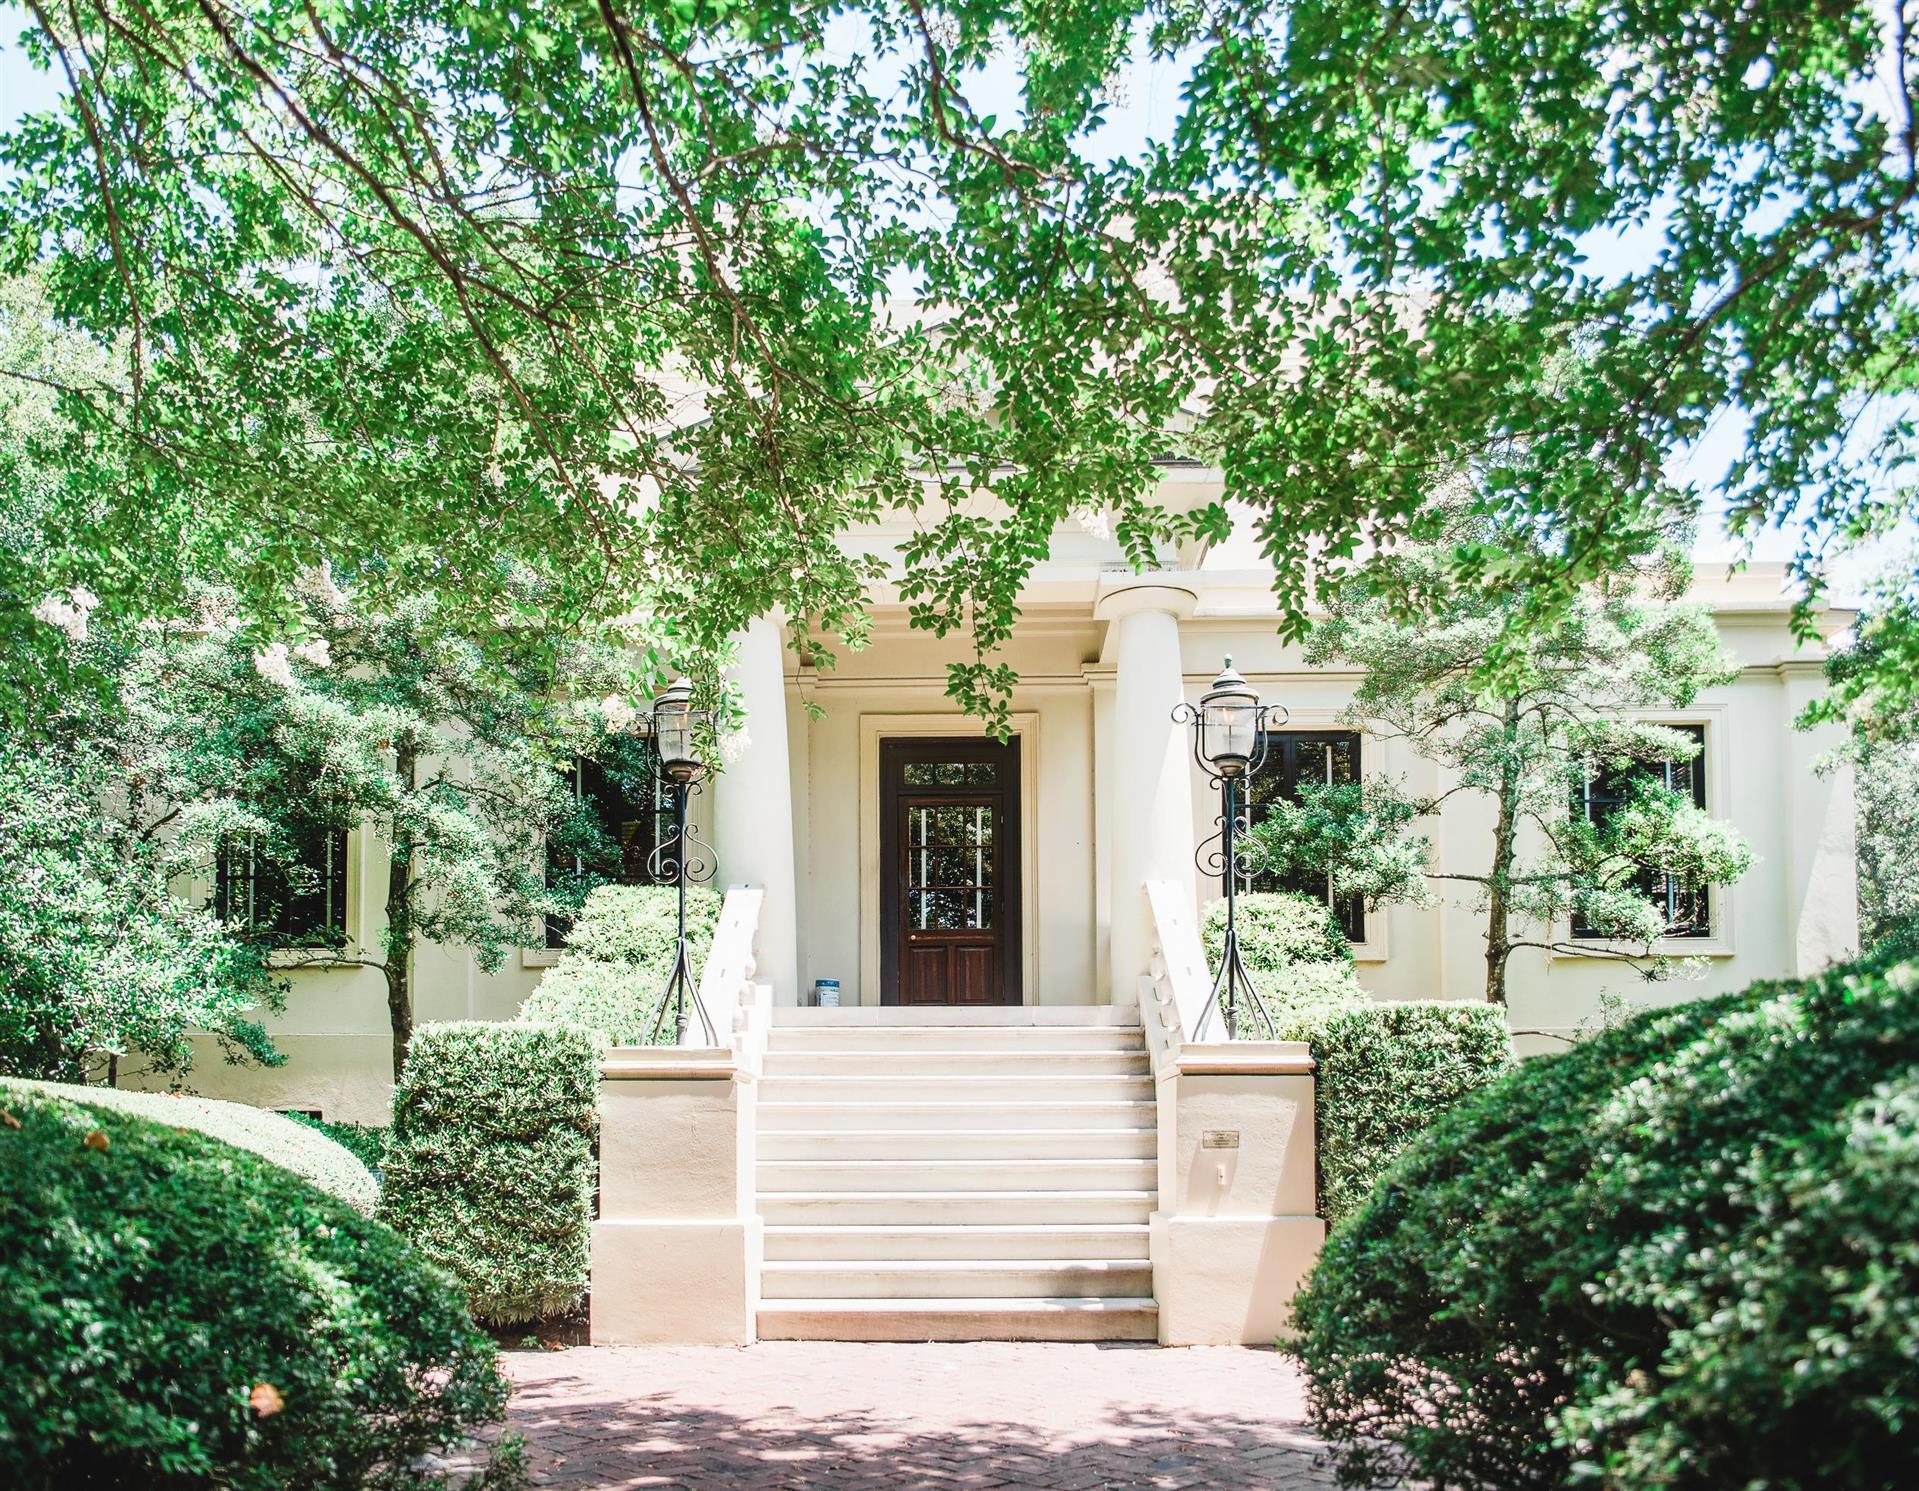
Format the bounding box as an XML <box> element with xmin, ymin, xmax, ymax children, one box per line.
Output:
<box><xmin>646</xmin><ymin>776</ymin><xmax>719</xmax><ymax>1047</ymax></box>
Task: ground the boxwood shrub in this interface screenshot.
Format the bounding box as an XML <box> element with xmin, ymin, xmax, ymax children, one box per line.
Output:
<box><xmin>1292</xmin><ymin>1001</ymin><xmax>1512</xmax><ymax>1225</ymax></box>
<box><xmin>520</xmin><ymin>884</ymin><xmax>720</xmax><ymax>1046</ymax></box>
<box><xmin>284</xmin><ymin>1112</ymin><xmax>388</xmax><ymax>1175</ymax></box>
<box><xmin>381</xmin><ymin>1021</ymin><xmax>598</xmax><ymax>1325</ymax></box>
<box><xmin>0</xmin><ymin>1088</ymin><xmax>510</xmax><ymax>1489</ymax></box>
<box><xmin>1201</xmin><ymin>891</ymin><xmax>1367</xmax><ymax>1031</ymax></box>
<box><xmin>1291</xmin><ymin>948</ymin><xmax>1919</xmax><ymax>1491</ymax></box>
<box><xmin>0</xmin><ymin>1077</ymin><xmax>378</xmax><ymax>1212</ymax></box>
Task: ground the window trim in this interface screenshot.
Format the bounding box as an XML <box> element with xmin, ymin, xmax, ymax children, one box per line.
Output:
<box><xmin>1219</xmin><ymin>705</ymin><xmax>1390</xmax><ymax>964</ymax></box>
<box><xmin>1553</xmin><ymin>705</ymin><xmax>1737</xmax><ymax>962</ymax></box>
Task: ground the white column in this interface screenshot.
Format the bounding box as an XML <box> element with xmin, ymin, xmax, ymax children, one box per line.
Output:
<box><xmin>1097</xmin><ymin>580</ymin><xmax>1200</xmax><ymax>1006</ymax></box>
<box><xmin>713</xmin><ymin>614</ymin><xmax>799</xmax><ymax>1002</ymax></box>
<box><xmin>1781</xmin><ymin>662</ymin><xmax>1861</xmax><ymax>973</ymax></box>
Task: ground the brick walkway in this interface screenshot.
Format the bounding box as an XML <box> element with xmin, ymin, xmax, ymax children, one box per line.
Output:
<box><xmin>498</xmin><ymin>1342</ymin><xmax>1339</xmax><ymax>1490</ymax></box>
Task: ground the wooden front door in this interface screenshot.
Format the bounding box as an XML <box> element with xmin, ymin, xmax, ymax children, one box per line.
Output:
<box><xmin>879</xmin><ymin>738</ymin><xmax>1022</xmax><ymax>1006</ymax></box>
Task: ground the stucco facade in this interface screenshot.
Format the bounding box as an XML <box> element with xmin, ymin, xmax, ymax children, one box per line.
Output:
<box><xmin>172</xmin><ymin>496</ymin><xmax>1860</xmax><ymax>1120</ymax></box>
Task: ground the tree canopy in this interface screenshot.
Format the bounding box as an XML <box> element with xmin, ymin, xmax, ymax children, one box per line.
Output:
<box><xmin>4</xmin><ymin>1</ymin><xmax>1913</xmax><ymax>722</ymax></box>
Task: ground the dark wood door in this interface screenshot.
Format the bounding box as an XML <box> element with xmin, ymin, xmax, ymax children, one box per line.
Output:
<box><xmin>880</xmin><ymin>738</ymin><xmax>1021</xmax><ymax>1006</ymax></box>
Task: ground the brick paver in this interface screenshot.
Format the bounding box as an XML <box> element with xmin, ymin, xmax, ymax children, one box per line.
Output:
<box><xmin>497</xmin><ymin>1342</ymin><xmax>1339</xmax><ymax>1490</ymax></box>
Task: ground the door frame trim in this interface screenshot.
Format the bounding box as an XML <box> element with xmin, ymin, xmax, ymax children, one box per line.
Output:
<box><xmin>858</xmin><ymin>712</ymin><xmax>1040</xmax><ymax>1008</ymax></box>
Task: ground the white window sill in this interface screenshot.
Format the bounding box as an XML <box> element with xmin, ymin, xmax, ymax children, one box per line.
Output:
<box><xmin>267</xmin><ymin>945</ymin><xmax>367</xmax><ymax>971</ymax></box>
<box><xmin>1550</xmin><ymin>937</ymin><xmax>1735</xmax><ymax>962</ymax></box>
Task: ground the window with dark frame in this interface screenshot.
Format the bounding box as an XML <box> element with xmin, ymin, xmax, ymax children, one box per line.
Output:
<box><xmin>215</xmin><ymin>827</ymin><xmax>350</xmax><ymax>946</ymax></box>
<box><xmin>1573</xmin><ymin>724</ymin><xmax>1711</xmax><ymax>940</ymax></box>
<box><xmin>545</xmin><ymin>752</ymin><xmax>674</xmax><ymax>948</ymax></box>
<box><xmin>1244</xmin><ymin>730</ymin><xmax>1366</xmax><ymax>942</ymax></box>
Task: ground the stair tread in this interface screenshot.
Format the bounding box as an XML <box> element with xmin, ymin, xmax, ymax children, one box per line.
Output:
<box><xmin>765</xmin><ymin>1258</ymin><xmax>1147</xmax><ymax>1272</ymax></box>
<box><xmin>757</xmin><ymin>1188</ymin><xmax>1157</xmax><ymax>1199</ymax></box>
<box><xmin>764</xmin><ymin>1128</ymin><xmax>1157</xmax><ymax>1138</ymax></box>
<box><xmin>765</xmin><ymin>1223</ymin><xmax>1150</xmax><ymax>1233</ymax></box>
<box><xmin>759</xmin><ymin>1296</ymin><xmax>1157</xmax><ymax>1311</ymax></box>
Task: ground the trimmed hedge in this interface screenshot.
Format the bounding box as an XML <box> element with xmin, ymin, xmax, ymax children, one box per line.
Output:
<box><xmin>1202</xmin><ymin>891</ymin><xmax>1368</xmax><ymax>1031</ymax></box>
<box><xmin>521</xmin><ymin>884</ymin><xmax>720</xmax><ymax>1046</ymax></box>
<box><xmin>0</xmin><ymin>1077</ymin><xmax>377</xmax><ymax>1213</ymax></box>
<box><xmin>0</xmin><ymin>1088</ymin><xmax>510</xmax><ymax>1489</ymax></box>
<box><xmin>1291</xmin><ymin>949</ymin><xmax>1919</xmax><ymax>1491</ymax></box>
<box><xmin>285</xmin><ymin>1112</ymin><xmax>388</xmax><ymax>1175</ymax></box>
<box><xmin>1291</xmin><ymin>1001</ymin><xmax>1512</xmax><ymax>1225</ymax></box>
<box><xmin>380</xmin><ymin>1021</ymin><xmax>598</xmax><ymax>1325</ymax></box>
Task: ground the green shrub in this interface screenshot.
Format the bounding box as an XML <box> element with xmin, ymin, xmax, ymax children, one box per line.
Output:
<box><xmin>520</xmin><ymin>883</ymin><xmax>719</xmax><ymax>1045</ymax></box>
<box><xmin>0</xmin><ymin>1077</ymin><xmax>377</xmax><ymax>1213</ymax></box>
<box><xmin>0</xmin><ymin>1088</ymin><xmax>510</xmax><ymax>1489</ymax></box>
<box><xmin>1292</xmin><ymin>1001</ymin><xmax>1512</xmax><ymax>1225</ymax></box>
<box><xmin>1291</xmin><ymin>949</ymin><xmax>1919</xmax><ymax>1491</ymax></box>
<box><xmin>381</xmin><ymin>1021</ymin><xmax>598</xmax><ymax>1325</ymax></box>
<box><xmin>1202</xmin><ymin>890</ymin><xmax>1351</xmax><ymax>969</ymax></box>
<box><xmin>1202</xmin><ymin>891</ymin><xmax>1367</xmax><ymax>1032</ymax></box>
<box><xmin>285</xmin><ymin>1112</ymin><xmax>388</xmax><ymax>1174</ymax></box>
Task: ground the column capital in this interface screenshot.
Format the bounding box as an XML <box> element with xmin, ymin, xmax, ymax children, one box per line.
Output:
<box><xmin>1094</xmin><ymin>574</ymin><xmax>1201</xmax><ymax>624</ymax></box>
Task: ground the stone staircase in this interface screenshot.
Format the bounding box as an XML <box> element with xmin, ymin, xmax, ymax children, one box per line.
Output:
<box><xmin>754</xmin><ymin>1006</ymin><xmax>1159</xmax><ymax>1341</ymax></box>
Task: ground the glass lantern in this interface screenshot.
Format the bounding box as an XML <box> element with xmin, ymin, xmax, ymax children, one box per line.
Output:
<box><xmin>649</xmin><ymin>677</ymin><xmax>708</xmax><ymax>785</ymax></box>
<box><xmin>1198</xmin><ymin>658</ymin><xmax>1261</xmax><ymax>777</ymax></box>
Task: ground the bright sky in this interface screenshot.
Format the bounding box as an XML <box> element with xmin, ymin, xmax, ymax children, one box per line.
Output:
<box><xmin>0</xmin><ymin>4</ymin><xmax>1900</xmax><ymax>603</ymax></box>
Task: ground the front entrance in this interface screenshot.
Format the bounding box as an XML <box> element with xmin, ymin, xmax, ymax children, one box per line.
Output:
<box><xmin>879</xmin><ymin>737</ymin><xmax>1022</xmax><ymax>1005</ymax></box>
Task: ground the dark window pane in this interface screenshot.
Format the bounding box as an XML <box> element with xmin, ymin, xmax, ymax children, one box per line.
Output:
<box><xmin>1243</xmin><ymin>731</ymin><xmax>1365</xmax><ymax>941</ymax></box>
<box><xmin>1572</xmin><ymin>725</ymin><xmax>1710</xmax><ymax>939</ymax></box>
<box><xmin>217</xmin><ymin>827</ymin><xmax>349</xmax><ymax>947</ymax></box>
<box><xmin>903</xmin><ymin>760</ymin><xmax>997</xmax><ymax>787</ymax></box>
<box><xmin>547</xmin><ymin>747</ymin><xmax>672</xmax><ymax>947</ymax></box>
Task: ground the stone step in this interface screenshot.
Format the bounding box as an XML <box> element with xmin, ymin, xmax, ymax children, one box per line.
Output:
<box><xmin>770</xmin><ymin>1006</ymin><xmax>1137</xmax><ymax>1028</ymax></box>
<box><xmin>761</xmin><ymin>1048</ymin><xmax>1149</xmax><ymax>1078</ymax></box>
<box><xmin>758</xmin><ymin>1157</ymin><xmax>1157</xmax><ymax>1193</ymax></box>
<box><xmin>760</xmin><ymin>1258</ymin><xmax>1154</xmax><ymax>1300</ymax></box>
<box><xmin>756</xmin><ymin>1296</ymin><xmax>1159</xmax><ymax>1342</ymax></box>
<box><xmin>756</xmin><ymin>1099</ymin><xmax>1156</xmax><ymax>1133</ymax></box>
<box><xmin>755</xmin><ymin>1190</ymin><xmax>1157</xmax><ymax>1226</ymax></box>
<box><xmin>757</xmin><ymin>1074</ymin><xmax>1155</xmax><ymax>1104</ymax></box>
<box><xmin>762</xmin><ymin>1223</ymin><xmax>1152</xmax><ymax>1262</ymax></box>
<box><xmin>757</xmin><ymin>1128</ymin><xmax>1158</xmax><ymax>1162</ymax></box>
<box><xmin>766</xmin><ymin>1025</ymin><xmax>1144</xmax><ymax>1053</ymax></box>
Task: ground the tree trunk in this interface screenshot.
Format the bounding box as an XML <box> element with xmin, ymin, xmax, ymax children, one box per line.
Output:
<box><xmin>385</xmin><ymin>745</ymin><xmax>417</xmax><ymax>1082</ymax></box>
<box><xmin>1483</xmin><ymin>699</ymin><xmax>1523</xmax><ymax>1005</ymax></box>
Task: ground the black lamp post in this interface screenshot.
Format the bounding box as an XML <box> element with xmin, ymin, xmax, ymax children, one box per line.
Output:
<box><xmin>643</xmin><ymin>677</ymin><xmax>718</xmax><ymax>1045</ymax></box>
<box><xmin>1173</xmin><ymin>658</ymin><xmax>1288</xmax><ymax>1039</ymax></box>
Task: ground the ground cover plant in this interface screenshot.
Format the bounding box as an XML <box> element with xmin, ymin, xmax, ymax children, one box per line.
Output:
<box><xmin>0</xmin><ymin>1086</ymin><xmax>511</xmax><ymax>1489</ymax></box>
<box><xmin>1291</xmin><ymin>946</ymin><xmax>1919</xmax><ymax>1491</ymax></box>
<box><xmin>380</xmin><ymin>1021</ymin><xmax>599</xmax><ymax>1325</ymax></box>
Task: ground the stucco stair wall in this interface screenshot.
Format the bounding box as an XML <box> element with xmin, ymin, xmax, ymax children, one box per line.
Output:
<box><xmin>754</xmin><ymin>1007</ymin><xmax>1158</xmax><ymax>1342</ymax></box>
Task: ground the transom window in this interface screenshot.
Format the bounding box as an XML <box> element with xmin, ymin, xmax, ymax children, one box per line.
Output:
<box><xmin>1573</xmin><ymin>725</ymin><xmax>1711</xmax><ymax>940</ymax></box>
<box><xmin>216</xmin><ymin>827</ymin><xmax>349</xmax><ymax>947</ymax></box>
<box><xmin>1245</xmin><ymin>730</ymin><xmax>1365</xmax><ymax>942</ymax></box>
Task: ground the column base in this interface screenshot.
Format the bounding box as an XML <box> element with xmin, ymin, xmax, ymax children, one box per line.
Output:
<box><xmin>590</xmin><ymin>1218</ymin><xmax>760</xmax><ymax>1346</ymax></box>
<box><xmin>1150</xmin><ymin>1213</ymin><xmax>1325</xmax><ymax>1345</ymax></box>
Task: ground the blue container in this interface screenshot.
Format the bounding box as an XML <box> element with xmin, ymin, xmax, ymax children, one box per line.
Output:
<box><xmin>812</xmin><ymin>978</ymin><xmax>841</xmax><ymax>1008</ymax></box>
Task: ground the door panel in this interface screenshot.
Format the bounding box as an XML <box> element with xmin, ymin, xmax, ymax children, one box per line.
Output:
<box><xmin>880</xmin><ymin>738</ymin><xmax>1021</xmax><ymax>1005</ymax></box>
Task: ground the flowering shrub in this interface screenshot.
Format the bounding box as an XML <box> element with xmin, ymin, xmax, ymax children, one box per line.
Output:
<box><xmin>1291</xmin><ymin>948</ymin><xmax>1919</xmax><ymax>1491</ymax></box>
<box><xmin>0</xmin><ymin>1088</ymin><xmax>511</xmax><ymax>1489</ymax></box>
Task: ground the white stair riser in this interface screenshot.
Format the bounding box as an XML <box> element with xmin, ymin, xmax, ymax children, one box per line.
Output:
<box><xmin>757</xmin><ymin>1300</ymin><xmax>1158</xmax><ymax>1342</ymax></box>
<box><xmin>770</xmin><ymin>1007</ymin><xmax>1139</xmax><ymax>1027</ymax></box>
<box><xmin>763</xmin><ymin>1225</ymin><xmax>1151</xmax><ymax>1262</ymax></box>
<box><xmin>767</xmin><ymin>1027</ymin><xmax>1144</xmax><ymax>1053</ymax></box>
<box><xmin>763</xmin><ymin>1050</ymin><xmax>1148</xmax><ymax>1077</ymax></box>
<box><xmin>761</xmin><ymin>1261</ymin><xmax>1153</xmax><ymax>1300</ymax></box>
<box><xmin>760</xmin><ymin>1158</ymin><xmax>1155</xmax><ymax>1192</ymax></box>
<box><xmin>757</xmin><ymin>1101</ymin><xmax>1156</xmax><ymax>1133</ymax></box>
<box><xmin>760</xmin><ymin>1076</ymin><xmax>1154</xmax><ymax>1103</ymax></box>
<box><xmin>757</xmin><ymin>1192</ymin><xmax>1155</xmax><ymax>1226</ymax></box>
<box><xmin>758</xmin><ymin>1129</ymin><xmax>1156</xmax><ymax>1162</ymax></box>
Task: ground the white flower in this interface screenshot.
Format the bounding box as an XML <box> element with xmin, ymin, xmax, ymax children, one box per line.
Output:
<box><xmin>601</xmin><ymin>694</ymin><xmax>638</xmax><ymax>733</ymax></box>
<box><xmin>292</xmin><ymin>638</ymin><xmax>331</xmax><ymax>668</ymax></box>
<box><xmin>31</xmin><ymin>587</ymin><xmax>98</xmax><ymax>643</ymax></box>
<box><xmin>718</xmin><ymin>727</ymin><xmax>752</xmax><ymax>765</ymax></box>
<box><xmin>253</xmin><ymin>642</ymin><xmax>296</xmax><ymax>688</ymax></box>
<box><xmin>298</xmin><ymin>560</ymin><xmax>349</xmax><ymax>610</ymax></box>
